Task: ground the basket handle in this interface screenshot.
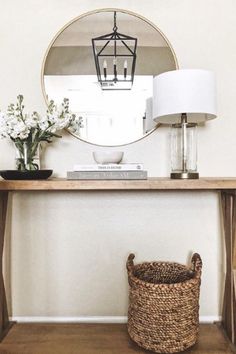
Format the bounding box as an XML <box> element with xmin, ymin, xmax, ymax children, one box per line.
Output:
<box><xmin>191</xmin><ymin>253</ymin><xmax>202</xmax><ymax>273</ymax></box>
<box><xmin>126</xmin><ymin>253</ymin><xmax>135</xmax><ymax>271</ymax></box>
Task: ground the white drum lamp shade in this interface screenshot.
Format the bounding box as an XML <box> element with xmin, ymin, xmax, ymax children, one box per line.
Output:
<box><xmin>153</xmin><ymin>69</ymin><xmax>217</xmax><ymax>123</ymax></box>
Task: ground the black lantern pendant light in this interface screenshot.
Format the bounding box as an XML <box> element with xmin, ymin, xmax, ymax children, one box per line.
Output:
<box><xmin>92</xmin><ymin>11</ymin><xmax>137</xmax><ymax>90</ymax></box>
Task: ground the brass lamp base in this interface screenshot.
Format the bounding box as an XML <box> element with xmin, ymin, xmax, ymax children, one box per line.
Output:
<box><xmin>171</xmin><ymin>172</ymin><xmax>199</xmax><ymax>179</ymax></box>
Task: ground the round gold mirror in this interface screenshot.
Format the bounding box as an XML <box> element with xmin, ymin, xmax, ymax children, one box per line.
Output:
<box><xmin>42</xmin><ymin>9</ymin><xmax>178</xmax><ymax>146</ymax></box>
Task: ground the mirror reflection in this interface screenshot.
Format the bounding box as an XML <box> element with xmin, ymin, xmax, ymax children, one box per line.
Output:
<box><xmin>42</xmin><ymin>10</ymin><xmax>177</xmax><ymax>146</ymax></box>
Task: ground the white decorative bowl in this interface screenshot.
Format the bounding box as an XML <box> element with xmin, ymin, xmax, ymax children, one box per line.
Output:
<box><xmin>93</xmin><ymin>151</ymin><xmax>124</xmax><ymax>164</ymax></box>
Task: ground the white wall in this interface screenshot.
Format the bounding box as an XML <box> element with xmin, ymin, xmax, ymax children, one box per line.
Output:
<box><xmin>0</xmin><ymin>0</ymin><xmax>235</xmax><ymax>320</ymax></box>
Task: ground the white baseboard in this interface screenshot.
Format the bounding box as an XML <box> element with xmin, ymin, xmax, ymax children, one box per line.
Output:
<box><xmin>200</xmin><ymin>316</ymin><xmax>222</xmax><ymax>323</ymax></box>
<box><xmin>10</xmin><ymin>315</ymin><xmax>221</xmax><ymax>324</ymax></box>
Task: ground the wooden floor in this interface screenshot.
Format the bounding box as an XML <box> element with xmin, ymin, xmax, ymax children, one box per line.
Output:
<box><xmin>0</xmin><ymin>323</ymin><xmax>235</xmax><ymax>354</ymax></box>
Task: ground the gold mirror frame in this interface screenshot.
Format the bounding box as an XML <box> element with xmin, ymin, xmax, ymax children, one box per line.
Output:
<box><xmin>41</xmin><ymin>8</ymin><xmax>179</xmax><ymax>147</ymax></box>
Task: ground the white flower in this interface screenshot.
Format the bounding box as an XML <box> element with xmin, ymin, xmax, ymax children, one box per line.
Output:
<box><xmin>0</xmin><ymin>95</ymin><xmax>78</xmax><ymax>144</ymax></box>
<box><xmin>38</xmin><ymin>116</ymin><xmax>49</xmax><ymax>131</ymax></box>
<box><xmin>0</xmin><ymin>112</ymin><xmax>8</xmax><ymax>138</ymax></box>
<box><xmin>25</xmin><ymin>112</ymin><xmax>39</xmax><ymax>128</ymax></box>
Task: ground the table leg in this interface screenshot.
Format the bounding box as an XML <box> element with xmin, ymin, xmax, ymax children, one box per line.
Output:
<box><xmin>0</xmin><ymin>191</ymin><xmax>13</xmax><ymax>340</ymax></box>
<box><xmin>221</xmin><ymin>191</ymin><xmax>236</xmax><ymax>344</ymax></box>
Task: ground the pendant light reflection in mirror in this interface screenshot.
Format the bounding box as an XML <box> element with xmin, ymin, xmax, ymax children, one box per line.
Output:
<box><xmin>92</xmin><ymin>11</ymin><xmax>137</xmax><ymax>91</ymax></box>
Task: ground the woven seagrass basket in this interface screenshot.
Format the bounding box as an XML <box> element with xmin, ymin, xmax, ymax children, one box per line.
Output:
<box><xmin>127</xmin><ymin>253</ymin><xmax>202</xmax><ymax>353</ymax></box>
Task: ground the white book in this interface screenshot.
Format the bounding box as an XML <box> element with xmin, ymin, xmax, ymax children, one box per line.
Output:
<box><xmin>73</xmin><ymin>163</ymin><xmax>144</xmax><ymax>171</ymax></box>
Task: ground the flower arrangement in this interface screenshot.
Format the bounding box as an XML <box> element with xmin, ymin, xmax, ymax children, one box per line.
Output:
<box><xmin>0</xmin><ymin>95</ymin><xmax>82</xmax><ymax>171</ymax></box>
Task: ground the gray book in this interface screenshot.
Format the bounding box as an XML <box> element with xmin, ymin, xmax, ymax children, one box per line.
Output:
<box><xmin>67</xmin><ymin>170</ymin><xmax>148</xmax><ymax>180</ymax></box>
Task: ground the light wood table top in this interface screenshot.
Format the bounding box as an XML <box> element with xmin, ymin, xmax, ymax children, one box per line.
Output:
<box><xmin>0</xmin><ymin>177</ymin><xmax>236</xmax><ymax>191</ymax></box>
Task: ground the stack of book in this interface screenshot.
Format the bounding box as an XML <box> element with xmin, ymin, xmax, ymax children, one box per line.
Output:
<box><xmin>67</xmin><ymin>163</ymin><xmax>147</xmax><ymax>180</ymax></box>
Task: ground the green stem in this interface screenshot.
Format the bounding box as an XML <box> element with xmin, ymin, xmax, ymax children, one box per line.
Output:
<box><xmin>15</xmin><ymin>140</ymin><xmax>39</xmax><ymax>171</ymax></box>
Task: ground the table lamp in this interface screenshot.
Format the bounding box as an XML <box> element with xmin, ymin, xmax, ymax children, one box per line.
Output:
<box><xmin>153</xmin><ymin>69</ymin><xmax>217</xmax><ymax>179</ymax></box>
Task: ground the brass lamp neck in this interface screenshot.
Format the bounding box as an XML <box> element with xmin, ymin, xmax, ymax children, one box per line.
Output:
<box><xmin>181</xmin><ymin>113</ymin><xmax>187</xmax><ymax>124</ymax></box>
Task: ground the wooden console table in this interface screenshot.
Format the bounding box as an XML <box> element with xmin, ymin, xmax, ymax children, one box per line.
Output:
<box><xmin>0</xmin><ymin>177</ymin><xmax>235</xmax><ymax>345</ymax></box>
